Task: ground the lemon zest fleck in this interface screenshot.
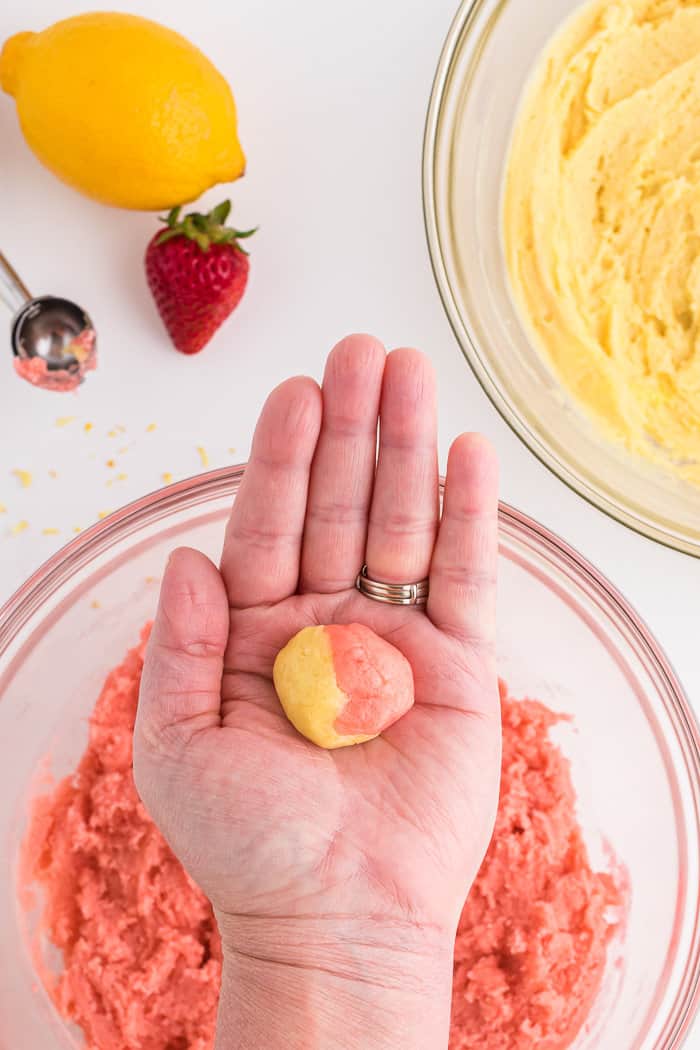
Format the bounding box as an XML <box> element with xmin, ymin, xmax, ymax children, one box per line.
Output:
<box><xmin>12</xmin><ymin>469</ymin><xmax>32</xmax><ymax>488</ymax></box>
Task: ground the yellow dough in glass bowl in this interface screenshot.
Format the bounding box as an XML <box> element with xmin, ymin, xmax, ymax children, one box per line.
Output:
<box><xmin>504</xmin><ymin>0</ymin><xmax>700</xmax><ymax>482</ymax></box>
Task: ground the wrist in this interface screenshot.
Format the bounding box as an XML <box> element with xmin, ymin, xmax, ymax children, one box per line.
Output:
<box><xmin>214</xmin><ymin>912</ymin><xmax>454</xmax><ymax>1050</ymax></box>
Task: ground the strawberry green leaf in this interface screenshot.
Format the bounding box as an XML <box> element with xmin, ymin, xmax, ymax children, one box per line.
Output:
<box><xmin>155</xmin><ymin>228</ymin><xmax>182</xmax><ymax>246</ymax></box>
<box><xmin>209</xmin><ymin>200</ymin><xmax>232</xmax><ymax>225</ymax></box>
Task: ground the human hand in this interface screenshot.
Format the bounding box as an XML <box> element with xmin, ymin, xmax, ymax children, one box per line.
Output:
<box><xmin>134</xmin><ymin>334</ymin><xmax>500</xmax><ymax>1050</ymax></box>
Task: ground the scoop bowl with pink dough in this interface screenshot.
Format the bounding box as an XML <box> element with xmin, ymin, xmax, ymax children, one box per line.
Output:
<box><xmin>272</xmin><ymin>623</ymin><xmax>415</xmax><ymax>748</ymax></box>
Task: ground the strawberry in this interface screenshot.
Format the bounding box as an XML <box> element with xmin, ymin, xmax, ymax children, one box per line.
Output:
<box><xmin>145</xmin><ymin>200</ymin><xmax>256</xmax><ymax>355</ymax></box>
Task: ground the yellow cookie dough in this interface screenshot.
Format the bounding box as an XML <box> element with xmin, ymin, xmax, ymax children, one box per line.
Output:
<box><xmin>504</xmin><ymin>0</ymin><xmax>700</xmax><ymax>481</ymax></box>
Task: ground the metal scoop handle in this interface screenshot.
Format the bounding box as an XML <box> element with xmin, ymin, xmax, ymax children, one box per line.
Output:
<box><xmin>0</xmin><ymin>251</ymin><xmax>31</xmax><ymax>315</ymax></box>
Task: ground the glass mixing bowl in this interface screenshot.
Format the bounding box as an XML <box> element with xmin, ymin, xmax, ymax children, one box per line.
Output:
<box><xmin>0</xmin><ymin>467</ymin><xmax>699</xmax><ymax>1048</ymax></box>
<box><xmin>423</xmin><ymin>0</ymin><xmax>700</xmax><ymax>556</ymax></box>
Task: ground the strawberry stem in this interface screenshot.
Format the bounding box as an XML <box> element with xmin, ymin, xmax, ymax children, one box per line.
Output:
<box><xmin>155</xmin><ymin>200</ymin><xmax>257</xmax><ymax>253</ymax></box>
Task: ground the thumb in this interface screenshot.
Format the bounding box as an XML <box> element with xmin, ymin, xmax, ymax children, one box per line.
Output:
<box><xmin>135</xmin><ymin>546</ymin><xmax>229</xmax><ymax>760</ymax></box>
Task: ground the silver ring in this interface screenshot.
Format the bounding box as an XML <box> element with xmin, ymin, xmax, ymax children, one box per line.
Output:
<box><xmin>355</xmin><ymin>564</ymin><xmax>429</xmax><ymax>606</ymax></box>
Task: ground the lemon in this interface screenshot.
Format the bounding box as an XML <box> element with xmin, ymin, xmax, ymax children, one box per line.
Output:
<box><xmin>0</xmin><ymin>13</ymin><xmax>245</xmax><ymax>210</ymax></box>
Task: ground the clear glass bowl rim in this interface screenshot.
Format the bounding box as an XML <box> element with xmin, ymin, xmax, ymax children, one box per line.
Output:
<box><xmin>421</xmin><ymin>0</ymin><xmax>700</xmax><ymax>559</ymax></box>
<box><xmin>1</xmin><ymin>465</ymin><xmax>700</xmax><ymax>1046</ymax></box>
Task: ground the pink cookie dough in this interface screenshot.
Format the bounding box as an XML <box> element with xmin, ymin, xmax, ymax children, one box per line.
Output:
<box><xmin>21</xmin><ymin>627</ymin><xmax>221</xmax><ymax>1050</ymax></box>
<box><xmin>13</xmin><ymin>327</ymin><xmax>97</xmax><ymax>392</ymax></box>
<box><xmin>450</xmin><ymin>682</ymin><xmax>625</xmax><ymax>1049</ymax></box>
<box><xmin>22</xmin><ymin>636</ymin><xmax>625</xmax><ymax>1050</ymax></box>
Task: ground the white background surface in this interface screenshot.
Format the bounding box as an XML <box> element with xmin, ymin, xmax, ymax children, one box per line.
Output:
<box><xmin>0</xmin><ymin>0</ymin><xmax>698</xmax><ymax>1039</ymax></box>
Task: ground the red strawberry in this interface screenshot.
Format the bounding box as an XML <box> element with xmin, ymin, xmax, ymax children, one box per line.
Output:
<box><xmin>145</xmin><ymin>200</ymin><xmax>256</xmax><ymax>355</ymax></box>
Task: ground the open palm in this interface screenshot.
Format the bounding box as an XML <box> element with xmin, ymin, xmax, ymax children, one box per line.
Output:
<box><xmin>134</xmin><ymin>335</ymin><xmax>500</xmax><ymax>960</ymax></box>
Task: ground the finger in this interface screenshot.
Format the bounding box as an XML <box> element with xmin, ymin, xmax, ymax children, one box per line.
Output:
<box><xmin>365</xmin><ymin>348</ymin><xmax>439</xmax><ymax>583</ymax></box>
<box><xmin>428</xmin><ymin>433</ymin><xmax>499</xmax><ymax>650</ymax></box>
<box><xmin>300</xmin><ymin>334</ymin><xmax>385</xmax><ymax>593</ymax></box>
<box><xmin>136</xmin><ymin>547</ymin><xmax>229</xmax><ymax>755</ymax></box>
<box><xmin>221</xmin><ymin>376</ymin><xmax>322</xmax><ymax>607</ymax></box>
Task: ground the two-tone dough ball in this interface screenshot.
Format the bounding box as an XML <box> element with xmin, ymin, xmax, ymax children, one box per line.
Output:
<box><xmin>273</xmin><ymin>624</ymin><xmax>415</xmax><ymax>749</ymax></box>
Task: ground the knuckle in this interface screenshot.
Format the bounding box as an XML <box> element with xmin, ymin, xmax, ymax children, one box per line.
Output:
<box><xmin>432</xmin><ymin>563</ymin><xmax>497</xmax><ymax>588</ymax></box>
<box><xmin>229</xmin><ymin>521</ymin><xmax>296</xmax><ymax>553</ymax></box>
<box><xmin>307</xmin><ymin>499</ymin><xmax>364</xmax><ymax>527</ymax></box>
<box><xmin>371</xmin><ymin>509</ymin><xmax>435</xmax><ymax>539</ymax></box>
